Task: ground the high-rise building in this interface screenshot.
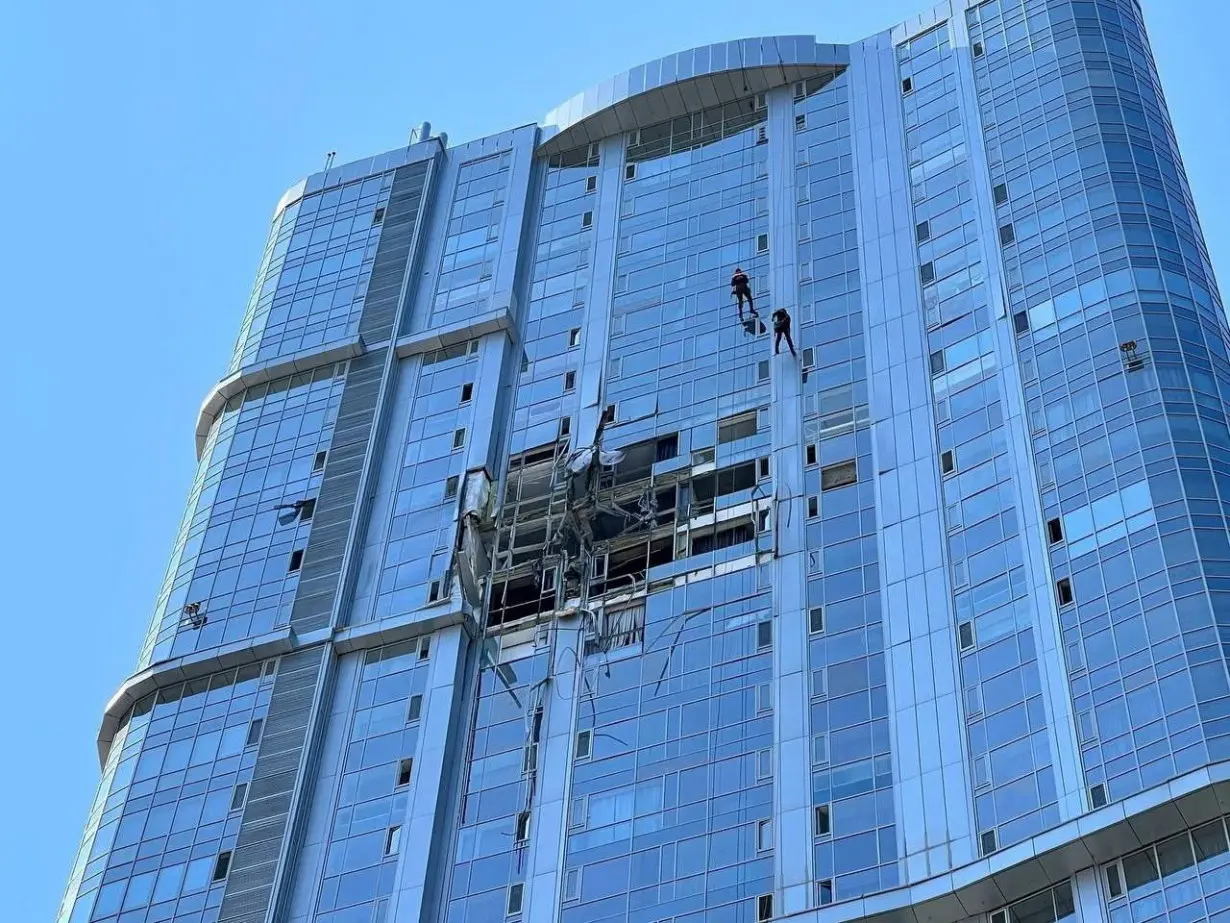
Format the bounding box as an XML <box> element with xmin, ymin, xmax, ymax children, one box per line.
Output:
<box><xmin>58</xmin><ymin>2</ymin><xmax>1230</xmax><ymax>922</ymax></box>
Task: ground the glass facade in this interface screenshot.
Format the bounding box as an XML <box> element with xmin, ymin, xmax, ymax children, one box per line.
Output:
<box><xmin>60</xmin><ymin>5</ymin><xmax>1230</xmax><ymax>923</ymax></box>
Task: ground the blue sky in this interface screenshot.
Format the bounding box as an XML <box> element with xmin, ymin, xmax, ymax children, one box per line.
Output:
<box><xmin>0</xmin><ymin>0</ymin><xmax>1225</xmax><ymax>918</ymax></box>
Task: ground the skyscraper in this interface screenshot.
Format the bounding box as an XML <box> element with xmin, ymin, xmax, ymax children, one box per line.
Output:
<box><xmin>58</xmin><ymin>1</ymin><xmax>1230</xmax><ymax>921</ymax></box>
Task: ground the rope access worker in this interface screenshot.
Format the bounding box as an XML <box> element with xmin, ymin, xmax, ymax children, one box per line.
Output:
<box><xmin>730</xmin><ymin>267</ymin><xmax>757</xmax><ymax>320</ymax></box>
<box><xmin>772</xmin><ymin>308</ymin><xmax>797</xmax><ymax>357</ymax></box>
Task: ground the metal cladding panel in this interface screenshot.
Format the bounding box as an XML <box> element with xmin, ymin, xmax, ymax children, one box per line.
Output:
<box><xmin>359</xmin><ymin>161</ymin><xmax>433</xmax><ymax>344</ymax></box>
<box><xmin>217</xmin><ymin>646</ymin><xmax>326</xmax><ymax>923</ymax></box>
<box><xmin>290</xmin><ymin>348</ymin><xmax>386</xmax><ymax>633</ymax></box>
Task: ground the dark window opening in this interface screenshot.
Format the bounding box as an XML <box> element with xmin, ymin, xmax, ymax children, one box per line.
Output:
<box><xmin>718</xmin><ymin>411</ymin><xmax>759</xmax><ymax>444</ymax></box>
<box><xmin>916</xmin><ymin>220</ymin><xmax>931</xmax><ymax>242</ymax></box>
<box><xmin>958</xmin><ymin>622</ymin><xmax>975</xmax><ymax>651</ymax></box>
<box><xmin>973</xmin><ymin>41</ymin><xmax>984</xmax><ymax>57</ymax></box>
<box><xmin>407</xmin><ymin>694</ymin><xmax>423</xmax><ymax>722</ymax></box>
<box><xmin>1107</xmin><ymin>864</ymin><xmax>1123</xmax><ymax>898</ymax></box>
<box><xmin>757</xmin><ymin>894</ymin><xmax>774</xmax><ymax>922</ymax></box>
<box><xmin>569</xmin><ymin>328</ymin><xmax>581</xmax><ymax>347</ymax></box>
<box><xmin>758</xmin><ymin>457</ymin><xmax>770</xmax><ymax>479</ymax></box>
<box><xmin>313</xmin><ymin>450</ymin><xmax>328</xmax><ymax>472</ymax></box>
<box><xmin>795</xmin><ymin>113</ymin><xmax>807</xmax><ymax>131</ymax></box>
<box><xmin>507</xmin><ymin>882</ymin><xmax>524</xmax><ymax>916</ymax></box>
<box><xmin>757</xmin><ymin>359</ymin><xmax>770</xmax><ymax>381</ymax></box>
<box><xmin>1013</xmin><ymin>311</ymin><xmax>1030</xmax><ymax>334</ymax></box>
<box><xmin>428</xmin><ymin>580</ymin><xmax>442</xmax><ymax>603</ymax></box>
<box><xmin>757</xmin><ymin>233</ymin><xmax>769</xmax><ymax>252</ymax></box>
<box><xmin>1057</xmin><ymin>578</ymin><xmax>1074</xmax><ymax>606</ymax></box>
<box><xmin>980</xmin><ymin>829</ymin><xmax>998</xmax><ymax>855</ymax></box>
<box><xmin>809</xmin><ymin>607</ymin><xmax>825</xmax><ymax>634</ymax></box>
<box><xmin>418</xmin><ymin>636</ymin><xmax>430</xmax><ymax>659</ymax></box>
<box><xmin>575</xmin><ymin>729</ymin><xmax>592</xmax><ymax>759</ymax></box>
<box><xmin>818</xmin><ymin>880</ymin><xmax>834</xmax><ymax>905</ymax></box>
<box><xmin>1090</xmin><ymin>783</ymin><xmax>1107</xmax><ymax>808</ymax></box>
<box><xmin>691</xmin><ymin>521</ymin><xmax>755</xmax><ymax>556</ymax></box>
<box><xmin>581</xmin><ymin>211</ymin><xmax>593</xmax><ymax>228</ymax></box>
<box><xmin>993</xmin><ymin>183</ymin><xmax>1009</xmax><ymax>205</ymax></box>
<box><xmin>288</xmin><ymin>549</ymin><xmax>304</xmax><ymax>572</ymax></box>
<box><xmin>212</xmin><ymin>852</ymin><xmax>232</xmax><ymax>882</ymax></box>
<box><xmin>397</xmin><ymin>758</ymin><xmax>413</xmax><ymax>787</ymax></box>
<box><xmin>999</xmin><ymin>223</ymin><xmax>1015</xmax><ymax>246</ymax></box>
<box><xmin>445</xmin><ymin>475</ymin><xmax>460</xmax><ymax>500</ymax></box>
<box><xmin>461</xmin><ymin>382</ymin><xmax>474</xmax><ymax>403</ymax></box>
<box><xmin>385</xmin><ymin>826</ymin><xmax>401</xmax><ymax>856</ymax></box>
<box><xmin>559</xmin><ymin>416</ymin><xmax>572</xmax><ymax>438</ymax></box>
<box><xmin>691</xmin><ymin>461</ymin><xmax>758</xmax><ymax>507</ymax></box>
<box><xmin>1047</xmin><ymin>518</ymin><xmax>1064</xmax><ymax>544</ymax></box>
<box><xmin>372</xmin><ymin>206</ymin><xmax>386</xmax><ymax>224</ymax></box>
<box><xmin>820</xmin><ymin>459</ymin><xmax>857</xmax><ymax>491</ymax></box>
<box><xmin>230</xmin><ymin>783</ymin><xmax>247</xmax><ymax>812</ymax></box>
<box><xmin>941</xmin><ymin>450</ymin><xmax>955</xmax><ymax>475</ymax></box>
<box><xmin>515</xmin><ymin>811</ymin><xmax>530</xmax><ymax>843</ymax></box>
<box><xmin>453</xmin><ymin>428</ymin><xmax>466</xmax><ymax>449</ymax></box>
<box><xmin>298</xmin><ymin>498</ymin><xmax>316</xmax><ymax>522</ymax></box>
<box><xmin>902</xmin><ymin>76</ymin><xmax>913</xmax><ymax>94</ymax></box>
<box><xmin>815</xmin><ymin>804</ymin><xmax>831</xmax><ymax>836</ymax></box>
<box><xmin>625</xmin><ymin>163</ymin><xmax>637</xmax><ymax>180</ymax></box>
<box><xmin>603</xmin><ymin>404</ymin><xmax>617</xmax><ymax>424</ymax></box>
<box><xmin>806</xmin><ymin>444</ymin><xmax>817</xmax><ymax>466</ymax></box>
<box><xmin>246</xmin><ymin>718</ymin><xmax>264</xmax><ymax>747</ymax></box>
<box><xmin>807</xmin><ymin>496</ymin><xmax>820</xmax><ymax>518</ymax></box>
<box><xmin>920</xmin><ymin>262</ymin><xmax>935</xmax><ymax>285</ymax></box>
<box><xmin>930</xmin><ymin>350</ymin><xmax>946</xmax><ymax>375</ymax></box>
<box><xmin>757</xmin><ymin>620</ymin><xmax>772</xmax><ymax>650</ymax></box>
<box><xmin>564</xmin><ymin>371</ymin><xmax>576</xmax><ymax>392</ymax></box>
<box><xmin>656</xmin><ymin>434</ymin><xmax>679</xmax><ymax>461</ymax></box>
<box><xmin>585</xmin><ymin>175</ymin><xmax>597</xmax><ymax>193</ymax></box>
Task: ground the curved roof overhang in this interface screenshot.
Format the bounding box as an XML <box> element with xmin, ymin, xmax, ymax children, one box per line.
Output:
<box><xmin>537</xmin><ymin>35</ymin><xmax>848</xmax><ymax>158</ymax></box>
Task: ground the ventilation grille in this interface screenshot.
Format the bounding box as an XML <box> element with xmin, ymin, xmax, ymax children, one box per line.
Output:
<box><xmin>217</xmin><ymin>646</ymin><xmax>326</xmax><ymax>923</ymax></box>
<box><xmin>361</xmin><ymin>162</ymin><xmax>431</xmax><ymax>343</ymax></box>
<box><xmin>290</xmin><ymin>350</ymin><xmax>386</xmax><ymax>632</ymax></box>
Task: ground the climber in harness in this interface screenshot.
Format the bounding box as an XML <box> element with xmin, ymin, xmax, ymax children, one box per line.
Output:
<box><xmin>730</xmin><ymin>267</ymin><xmax>757</xmax><ymax>321</ymax></box>
<box><xmin>772</xmin><ymin>308</ymin><xmax>797</xmax><ymax>357</ymax></box>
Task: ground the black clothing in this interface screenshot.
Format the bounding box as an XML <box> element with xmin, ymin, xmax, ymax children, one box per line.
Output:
<box><xmin>772</xmin><ymin>309</ymin><xmax>796</xmax><ymax>356</ymax></box>
<box><xmin>731</xmin><ymin>272</ymin><xmax>757</xmax><ymax>316</ymax></box>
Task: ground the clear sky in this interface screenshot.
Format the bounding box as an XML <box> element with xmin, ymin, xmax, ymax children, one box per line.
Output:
<box><xmin>0</xmin><ymin>1</ymin><xmax>1225</xmax><ymax>918</ymax></box>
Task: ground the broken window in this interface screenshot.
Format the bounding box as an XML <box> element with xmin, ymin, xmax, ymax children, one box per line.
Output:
<box><xmin>820</xmin><ymin>460</ymin><xmax>857</xmax><ymax>491</ymax></box>
<box><xmin>717</xmin><ymin>411</ymin><xmax>759</xmax><ymax>444</ymax></box>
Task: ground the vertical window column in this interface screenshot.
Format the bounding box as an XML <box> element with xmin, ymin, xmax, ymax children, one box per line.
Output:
<box><xmin>848</xmin><ymin>37</ymin><xmax>973</xmax><ymax>879</ymax></box>
<box><xmin>571</xmin><ymin>134</ymin><xmax>627</xmax><ymax>448</ymax></box>
<box><xmin>950</xmin><ymin>9</ymin><xmax>1086</xmax><ymax>822</ymax></box>
<box><xmin>522</xmin><ymin>621</ymin><xmax>585</xmax><ymax>921</ymax></box>
<box><xmin>764</xmin><ymin>83</ymin><xmax>814</xmax><ymax>915</ymax></box>
<box><xmin>388</xmin><ymin>626</ymin><xmax>472</xmax><ymax>919</ymax></box>
<box><xmin>487</xmin><ymin>125</ymin><xmax>540</xmax><ymax>325</ymax></box>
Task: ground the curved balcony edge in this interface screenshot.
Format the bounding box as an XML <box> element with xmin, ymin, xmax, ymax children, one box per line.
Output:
<box><xmin>790</xmin><ymin>763</ymin><xmax>1230</xmax><ymax>922</ymax></box>
<box><xmin>195</xmin><ymin>337</ymin><xmax>366</xmax><ymax>459</ymax></box>
<box><xmin>96</xmin><ymin>605</ymin><xmax>478</xmax><ymax>767</ymax></box>
<box><xmin>96</xmin><ymin>627</ymin><xmax>299</xmax><ymax>765</ymax></box>
<box><xmin>537</xmin><ymin>35</ymin><xmax>849</xmax><ymax>158</ymax></box>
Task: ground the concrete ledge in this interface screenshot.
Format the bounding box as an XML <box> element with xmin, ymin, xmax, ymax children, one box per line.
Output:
<box><xmin>195</xmin><ymin>337</ymin><xmax>366</xmax><ymax>458</ymax></box>
<box><xmin>96</xmin><ymin>607</ymin><xmax>483</xmax><ymax>766</ymax></box>
<box><xmin>394</xmin><ymin>306</ymin><xmax>517</xmax><ymax>359</ymax></box>
<box><xmin>789</xmin><ymin>763</ymin><xmax>1230</xmax><ymax>923</ymax></box>
<box><xmin>97</xmin><ymin>627</ymin><xmax>299</xmax><ymax>764</ymax></box>
<box><xmin>333</xmin><ymin>605</ymin><xmax>479</xmax><ymax>656</ymax></box>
